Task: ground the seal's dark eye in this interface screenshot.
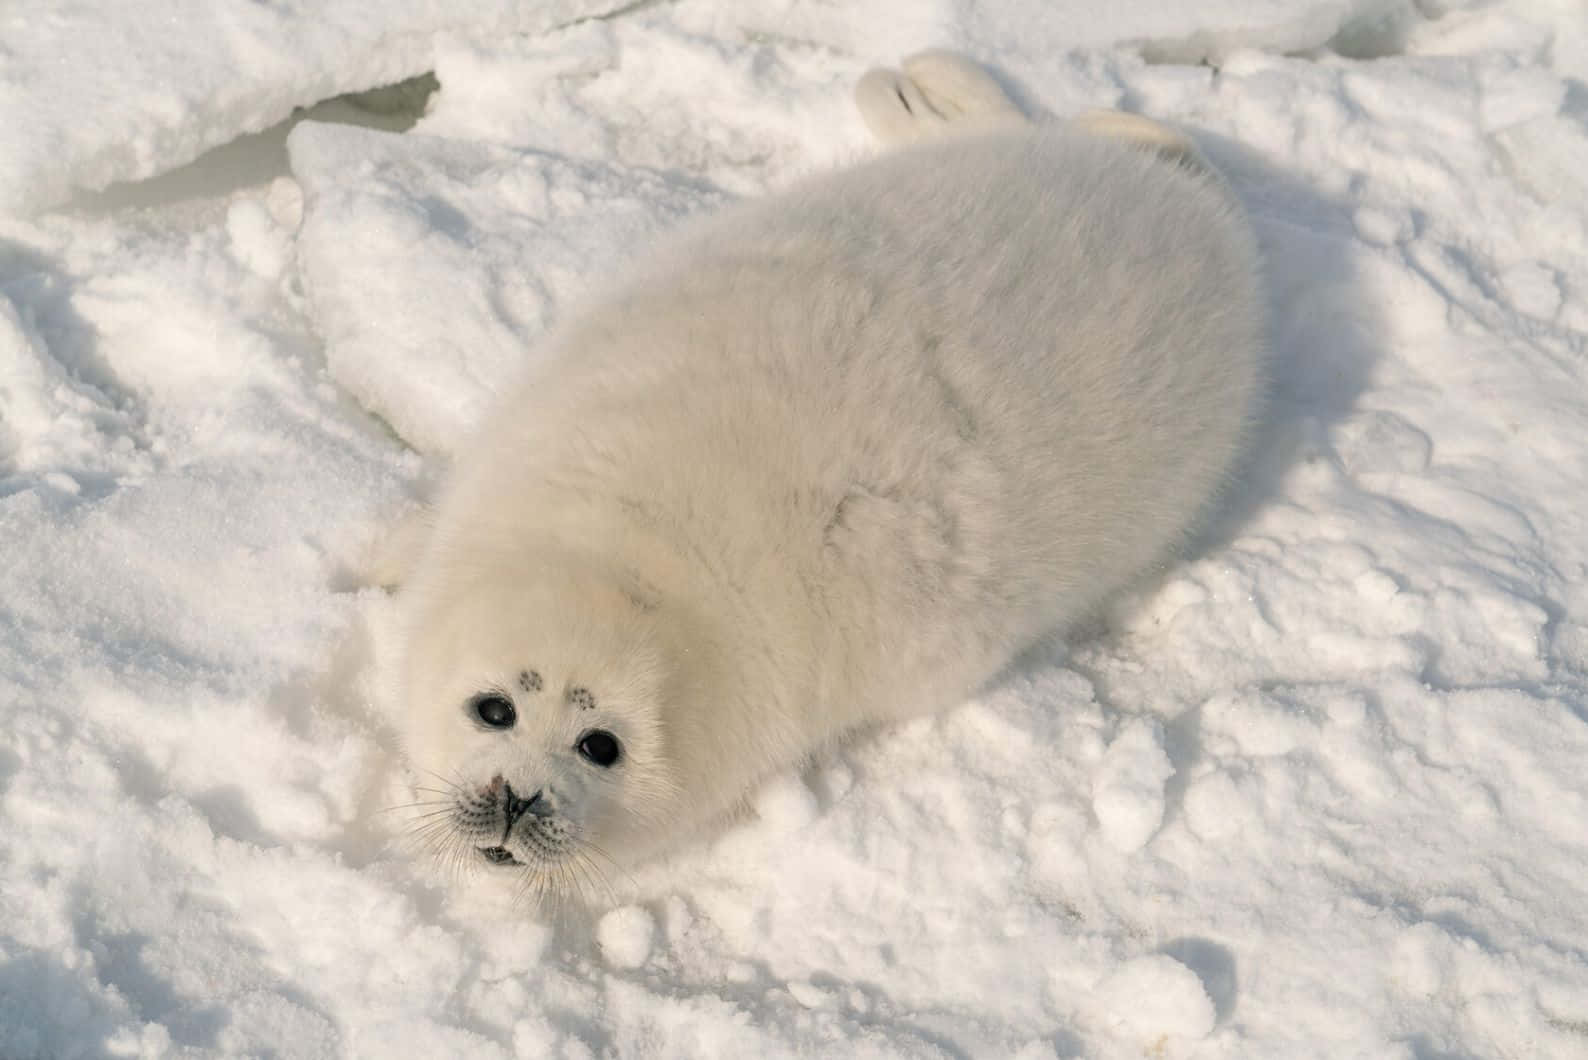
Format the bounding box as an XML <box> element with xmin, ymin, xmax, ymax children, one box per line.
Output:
<box><xmin>577</xmin><ymin>730</ymin><xmax>621</xmax><ymax>767</ymax></box>
<box><xmin>472</xmin><ymin>694</ymin><xmax>516</xmax><ymax>729</ymax></box>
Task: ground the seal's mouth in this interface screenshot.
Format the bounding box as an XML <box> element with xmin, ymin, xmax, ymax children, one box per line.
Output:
<box><xmin>478</xmin><ymin>845</ymin><xmax>520</xmax><ymax>866</ymax></box>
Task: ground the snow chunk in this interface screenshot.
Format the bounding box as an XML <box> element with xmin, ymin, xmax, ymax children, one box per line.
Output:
<box><xmin>0</xmin><ymin>0</ymin><xmax>631</xmax><ymax>214</ymax></box>
<box><xmin>419</xmin><ymin>22</ymin><xmax>866</xmax><ymax>197</ymax></box>
<box><xmin>225</xmin><ymin>199</ymin><xmax>291</xmax><ymax>280</ymax></box>
<box><xmin>1095</xmin><ymin>954</ymin><xmax>1217</xmax><ymax>1041</ymax></box>
<box><xmin>1498</xmin><ymin>261</ymin><xmax>1562</xmax><ymax>320</ymax></box>
<box><xmin>596</xmin><ymin>906</ymin><xmax>656</xmax><ymax>970</ymax></box>
<box><xmin>1131</xmin><ymin>0</ymin><xmax>1420</xmax><ymax>64</ymax></box>
<box><xmin>1330</xmin><ymin>409</ymin><xmax>1432</xmax><ymax>477</ymax></box>
<box><xmin>1390</xmin><ymin>922</ymin><xmax>1449</xmax><ymax>999</ymax></box>
<box><xmin>754</xmin><ymin>774</ymin><xmax>821</xmax><ymax>833</ymax></box>
<box><xmin>0</xmin><ymin>294</ymin><xmax>145</xmax><ymax>484</ymax></box>
<box><xmin>786</xmin><ymin>979</ymin><xmax>839</xmax><ymax>1010</ymax></box>
<box><xmin>289</xmin><ymin>121</ymin><xmax>720</xmax><ymax>454</ymax></box>
<box><xmin>1183</xmin><ymin>769</ymin><xmax>1255</xmax><ymax>841</ymax></box>
<box><xmin>1091</xmin><ymin>719</ymin><xmax>1173</xmax><ymax>852</ymax></box>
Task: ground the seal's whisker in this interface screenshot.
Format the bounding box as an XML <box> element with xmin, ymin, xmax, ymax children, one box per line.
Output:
<box><xmin>570</xmin><ymin>847</ymin><xmax>618</xmax><ymax>907</ymax></box>
<box><xmin>377</xmin><ymin>803</ymin><xmax>456</xmax><ymax>819</ymax></box>
<box><xmin>398</xmin><ymin>817</ymin><xmax>450</xmax><ymax>844</ymax></box>
<box><xmin>406</xmin><ymin>820</ymin><xmax>464</xmax><ymax>861</ymax></box>
<box><xmin>440</xmin><ymin>831</ymin><xmax>475</xmax><ymax>884</ymax></box>
<box><xmin>396</xmin><ymin>805</ymin><xmax>460</xmax><ymax>822</ymax></box>
<box><xmin>374</xmin><ymin>799</ymin><xmax>452</xmax><ymax>813</ymax></box>
<box><xmin>407</xmin><ymin>833</ymin><xmax>456</xmax><ymax>867</ymax></box>
<box><xmin>579</xmin><ymin>839</ymin><xmax>639</xmax><ymax>894</ymax></box>
<box><xmin>520</xmin><ymin>863</ymin><xmax>552</xmax><ymax>907</ymax></box>
<box><xmin>414</xmin><ymin>769</ymin><xmax>469</xmax><ymax>799</ymax></box>
<box><xmin>450</xmin><ymin>846</ymin><xmax>475</xmax><ymax>884</ymax></box>
<box><xmin>564</xmin><ymin>842</ymin><xmax>606</xmax><ymax>903</ymax></box>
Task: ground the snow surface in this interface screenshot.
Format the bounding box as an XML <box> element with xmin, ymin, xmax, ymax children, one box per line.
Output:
<box><xmin>0</xmin><ymin>0</ymin><xmax>634</xmax><ymax>215</ymax></box>
<box><xmin>4</xmin><ymin>0</ymin><xmax>1588</xmax><ymax>1057</ymax></box>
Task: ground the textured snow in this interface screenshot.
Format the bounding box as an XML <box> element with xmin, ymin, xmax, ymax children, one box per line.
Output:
<box><xmin>1091</xmin><ymin>719</ymin><xmax>1172</xmax><ymax>853</ymax></box>
<box><xmin>0</xmin><ymin>0</ymin><xmax>630</xmax><ymax>215</ymax></box>
<box><xmin>596</xmin><ymin>906</ymin><xmax>656</xmax><ymax>971</ymax></box>
<box><xmin>4</xmin><ymin>0</ymin><xmax>1588</xmax><ymax>1057</ymax></box>
<box><xmin>1094</xmin><ymin>954</ymin><xmax>1218</xmax><ymax>1046</ymax></box>
<box><xmin>289</xmin><ymin>122</ymin><xmax>720</xmax><ymax>455</ymax></box>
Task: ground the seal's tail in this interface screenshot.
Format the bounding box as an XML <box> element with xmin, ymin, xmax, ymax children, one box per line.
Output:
<box><xmin>856</xmin><ymin>50</ymin><xmax>1215</xmax><ymax>177</ymax></box>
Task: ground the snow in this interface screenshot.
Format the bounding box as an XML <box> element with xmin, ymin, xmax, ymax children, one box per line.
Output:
<box><xmin>596</xmin><ymin>906</ymin><xmax>656</xmax><ymax>971</ymax></box>
<box><xmin>1093</xmin><ymin>954</ymin><xmax>1218</xmax><ymax>1047</ymax></box>
<box><xmin>0</xmin><ymin>0</ymin><xmax>633</xmax><ymax>215</ymax></box>
<box><xmin>289</xmin><ymin>121</ymin><xmax>719</xmax><ymax>455</ymax></box>
<box><xmin>3</xmin><ymin>0</ymin><xmax>1588</xmax><ymax>1057</ymax></box>
<box><xmin>1090</xmin><ymin>719</ymin><xmax>1172</xmax><ymax>853</ymax></box>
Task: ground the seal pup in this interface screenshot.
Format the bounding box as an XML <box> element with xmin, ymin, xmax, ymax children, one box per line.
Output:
<box><xmin>378</xmin><ymin>51</ymin><xmax>1265</xmax><ymax>897</ymax></box>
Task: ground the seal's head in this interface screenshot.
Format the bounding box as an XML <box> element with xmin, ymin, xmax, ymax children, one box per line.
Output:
<box><xmin>397</xmin><ymin>559</ymin><xmax>681</xmax><ymax>897</ymax></box>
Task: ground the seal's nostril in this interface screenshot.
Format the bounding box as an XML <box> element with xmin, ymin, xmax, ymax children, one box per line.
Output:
<box><xmin>501</xmin><ymin>783</ymin><xmax>542</xmax><ymax>825</ymax></box>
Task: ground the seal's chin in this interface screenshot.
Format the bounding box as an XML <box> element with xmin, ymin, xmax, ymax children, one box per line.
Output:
<box><xmin>478</xmin><ymin>846</ymin><xmax>520</xmax><ymax>866</ymax></box>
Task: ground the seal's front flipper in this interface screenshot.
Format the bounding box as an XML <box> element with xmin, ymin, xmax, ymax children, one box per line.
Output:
<box><xmin>362</xmin><ymin>504</ymin><xmax>434</xmax><ymax>590</ymax></box>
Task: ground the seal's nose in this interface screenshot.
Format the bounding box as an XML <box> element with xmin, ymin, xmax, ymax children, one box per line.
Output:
<box><xmin>501</xmin><ymin>782</ymin><xmax>543</xmax><ymax>826</ymax></box>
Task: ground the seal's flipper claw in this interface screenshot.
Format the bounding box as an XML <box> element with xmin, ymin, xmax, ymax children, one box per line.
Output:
<box><xmin>899</xmin><ymin>50</ymin><xmax>1023</xmax><ymax>123</ymax></box>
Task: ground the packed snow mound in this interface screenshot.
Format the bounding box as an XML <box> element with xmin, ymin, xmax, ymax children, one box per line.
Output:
<box><xmin>289</xmin><ymin>121</ymin><xmax>721</xmax><ymax>454</ymax></box>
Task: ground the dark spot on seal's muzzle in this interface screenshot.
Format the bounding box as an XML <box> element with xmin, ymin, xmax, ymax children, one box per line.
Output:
<box><xmin>501</xmin><ymin>782</ymin><xmax>543</xmax><ymax>827</ymax></box>
<box><xmin>474</xmin><ymin>781</ymin><xmax>545</xmax><ymax>865</ymax></box>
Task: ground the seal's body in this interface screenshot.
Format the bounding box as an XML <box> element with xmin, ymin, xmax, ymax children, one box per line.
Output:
<box><xmin>386</xmin><ymin>53</ymin><xmax>1265</xmax><ymax>893</ymax></box>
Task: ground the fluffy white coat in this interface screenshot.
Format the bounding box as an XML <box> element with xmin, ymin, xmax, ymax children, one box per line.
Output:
<box><xmin>385</xmin><ymin>54</ymin><xmax>1265</xmax><ymax>891</ymax></box>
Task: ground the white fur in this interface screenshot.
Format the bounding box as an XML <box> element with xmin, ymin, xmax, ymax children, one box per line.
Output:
<box><xmin>386</xmin><ymin>52</ymin><xmax>1266</xmax><ymax>896</ymax></box>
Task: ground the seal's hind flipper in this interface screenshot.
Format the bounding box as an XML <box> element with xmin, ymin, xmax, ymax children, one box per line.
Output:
<box><xmin>856</xmin><ymin>51</ymin><xmax>1217</xmax><ymax>181</ymax></box>
<box><xmin>1068</xmin><ymin>109</ymin><xmax>1214</xmax><ymax>177</ymax></box>
<box><xmin>855</xmin><ymin>50</ymin><xmax>1025</xmax><ymax>147</ymax></box>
